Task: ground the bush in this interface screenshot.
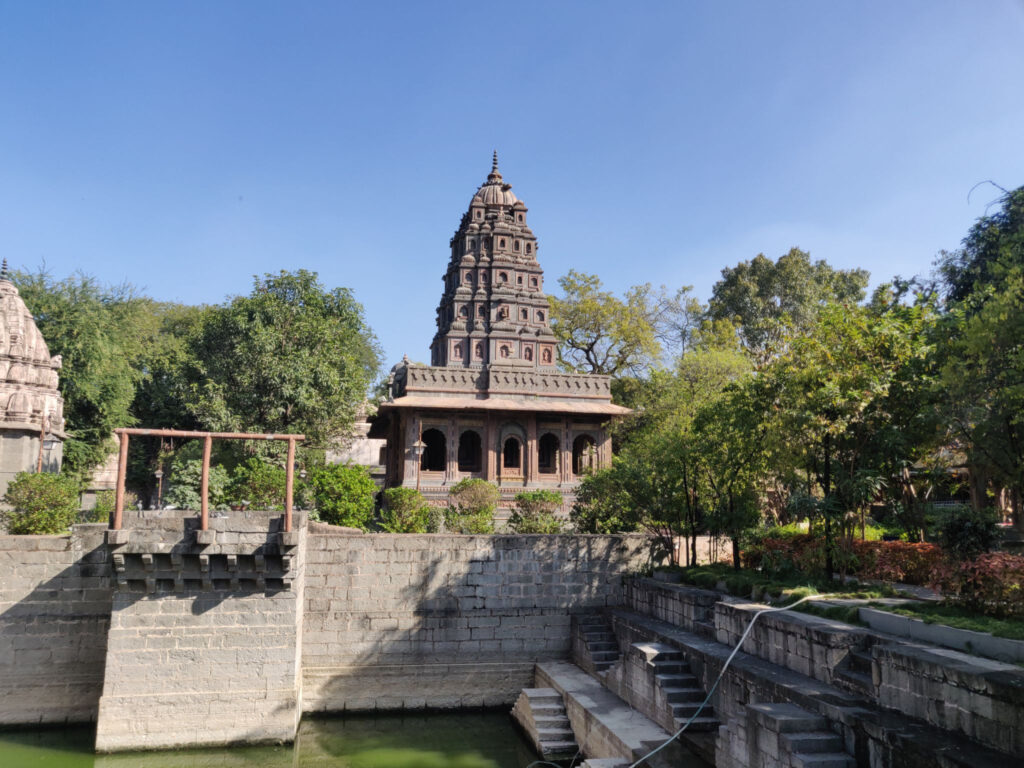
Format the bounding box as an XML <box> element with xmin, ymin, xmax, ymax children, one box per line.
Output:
<box><xmin>309</xmin><ymin>463</ymin><xmax>376</xmax><ymax>529</ymax></box>
<box><xmin>851</xmin><ymin>540</ymin><xmax>944</xmax><ymax>584</ymax></box>
<box><xmin>163</xmin><ymin>451</ymin><xmax>231</xmax><ymax>510</ymax></box>
<box><xmin>570</xmin><ymin>468</ymin><xmax>635</xmax><ymax>533</ymax></box>
<box><xmin>90</xmin><ymin>488</ymin><xmax>140</xmax><ymax>523</ymax></box>
<box><xmin>380</xmin><ymin>487</ymin><xmax>431</xmax><ymax>533</ymax></box>
<box><xmin>508</xmin><ymin>490</ymin><xmax>564</xmax><ymax>533</ymax></box>
<box><xmin>227</xmin><ymin>458</ymin><xmax>287</xmax><ymax>511</ymax></box>
<box><xmin>2</xmin><ymin>472</ymin><xmax>80</xmax><ymax>534</ymax></box>
<box><xmin>936</xmin><ymin>505</ymin><xmax>1000</xmax><ymax>562</ymax></box>
<box><xmin>930</xmin><ymin>552</ymin><xmax>1024</xmax><ymax>618</ymax></box>
<box><xmin>445</xmin><ymin>478</ymin><xmax>498</xmax><ymax>534</ymax></box>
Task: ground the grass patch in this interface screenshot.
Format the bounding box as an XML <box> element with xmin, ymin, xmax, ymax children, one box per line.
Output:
<box><xmin>866</xmin><ymin>601</ymin><xmax>1024</xmax><ymax>642</ymax></box>
<box><xmin>662</xmin><ymin>564</ymin><xmax>894</xmax><ymax>605</ymax></box>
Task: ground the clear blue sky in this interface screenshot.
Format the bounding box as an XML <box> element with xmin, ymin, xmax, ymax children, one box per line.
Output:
<box><xmin>2</xmin><ymin>2</ymin><xmax>1023</xmax><ymax>366</ymax></box>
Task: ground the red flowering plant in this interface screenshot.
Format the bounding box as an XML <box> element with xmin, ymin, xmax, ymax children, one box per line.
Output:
<box><xmin>929</xmin><ymin>552</ymin><xmax>1024</xmax><ymax>619</ymax></box>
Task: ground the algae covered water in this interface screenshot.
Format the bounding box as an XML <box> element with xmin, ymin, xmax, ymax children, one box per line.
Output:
<box><xmin>0</xmin><ymin>712</ymin><xmax>542</xmax><ymax>768</ymax></box>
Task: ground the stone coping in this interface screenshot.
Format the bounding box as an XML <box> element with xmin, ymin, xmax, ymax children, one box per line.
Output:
<box><xmin>860</xmin><ymin>606</ymin><xmax>1024</xmax><ymax>663</ymax></box>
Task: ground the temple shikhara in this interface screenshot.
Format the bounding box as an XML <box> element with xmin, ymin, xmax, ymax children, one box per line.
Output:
<box><xmin>370</xmin><ymin>155</ymin><xmax>629</xmax><ymax>516</ymax></box>
<box><xmin>0</xmin><ymin>260</ymin><xmax>65</xmax><ymax>495</ymax></box>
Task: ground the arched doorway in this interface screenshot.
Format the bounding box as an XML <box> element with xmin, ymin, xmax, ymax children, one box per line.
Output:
<box><xmin>538</xmin><ymin>433</ymin><xmax>559</xmax><ymax>475</ymax></box>
<box><xmin>458</xmin><ymin>430</ymin><xmax>482</xmax><ymax>473</ymax></box>
<box><xmin>420</xmin><ymin>428</ymin><xmax>446</xmax><ymax>472</ymax></box>
<box><xmin>503</xmin><ymin>436</ymin><xmax>522</xmax><ymax>471</ymax></box>
<box><xmin>572</xmin><ymin>434</ymin><xmax>596</xmax><ymax>475</ymax></box>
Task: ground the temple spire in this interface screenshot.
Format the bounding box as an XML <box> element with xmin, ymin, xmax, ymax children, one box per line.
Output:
<box><xmin>0</xmin><ymin>259</ymin><xmax>8</xmax><ymax>281</ymax></box>
<box><xmin>487</xmin><ymin>150</ymin><xmax>502</xmax><ymax>182</ymax></box>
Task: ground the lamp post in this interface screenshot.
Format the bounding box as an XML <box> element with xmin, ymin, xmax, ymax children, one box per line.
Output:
<box><xmin>154</xmin><ymin>468</ymin><xmax>164</xmax><ymax>510</ymax></box>
<box><xmin>412</xmin><ymin>439</ymin><xmax>427</xmax><ymax>491</ymax></box>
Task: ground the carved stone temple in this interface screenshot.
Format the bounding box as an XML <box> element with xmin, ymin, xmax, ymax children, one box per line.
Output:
<box><xmin>370</xmin><ymin>155</ymin><xmax>629</xmax><ymax>518</ymax></box>
<box><xmin>0</xmin><ymin>261</ymin><xmax>65</xmax><ymax>497</ymax></box>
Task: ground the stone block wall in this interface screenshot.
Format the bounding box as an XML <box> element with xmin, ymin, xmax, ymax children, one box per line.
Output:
<box><xmin>93</xmin><ymin>510</ymin><xmax>305</xmax><ymax>752</ymax></box>
<box><xmin>624</xmin><ymin>577</ymin><xmax>721</xmax><ymax>637</ymax></box>
<box><xmin>0</xmin><ymin>524</ymin><xmax>111</xmax><ymax>725</ymax></box>
<box><xmin>301</xmin><ymin>532</ymin><xmax>649</xmax><ymax>712</ymax></box>
<box><xmin>875</xmin><ymin>643</ymin><xmax>1024</xmax><ymax>759</ymax></box>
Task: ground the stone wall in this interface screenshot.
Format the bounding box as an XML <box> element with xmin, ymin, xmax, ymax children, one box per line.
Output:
<box><xmin>302</xmin><ymin>531</ymin><xmax>649</xmax><ymax>712</ymax></box>
<box><xmin>0</xmin><ymin>524</ymin><xmax>111</xmax><ymax>725</ymax></box>
<box><xmin>93</xmin><ymin>510</ymin><xmax>305</xmax><ymax>752</ymax></box>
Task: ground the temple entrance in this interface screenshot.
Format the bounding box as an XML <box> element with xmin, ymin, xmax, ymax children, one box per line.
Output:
<box><xmin>538</xmin><ymin>433</ymin><xmax>559</xmax><ymax>474</ymax></box>
<box><xmin>458</xmin><ymin>430</ymin><xmax>482</xmax><ymax>472</ymax></box>
<box><xmin>572</xmin><ymin>435</ymin><xmax>596</xmax><ymax>475</ymax></box>
<box><xmin>420</xmin><ymin>429</ymin><xmax>446</xmax><ymax>472</ymax></box>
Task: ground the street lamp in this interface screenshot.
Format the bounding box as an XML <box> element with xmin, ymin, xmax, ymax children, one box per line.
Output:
<box><xmin>412</xmin><ymin>439</ymin><xmax>427</xmax><ymax>491</ymax></box>
<box><xmin>154</xmin><ymin>468</ymin><xmax>164</xmax><ymax>510</ymax></box>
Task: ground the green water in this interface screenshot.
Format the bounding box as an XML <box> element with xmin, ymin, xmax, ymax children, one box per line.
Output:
<box><xmin>0</xmin><ymin>712</ymin><xmax>545</xmax><ymax>768</ymax></box>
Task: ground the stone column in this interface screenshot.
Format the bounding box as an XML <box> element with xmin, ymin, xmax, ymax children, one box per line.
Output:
<box><xmin>403</xmin><ymin>413</ymin><xmax>419</xmax><ymax>488</ymax></box>
<box><xmin>561</xmin><ymin>418</ymin><xmax>572</xmax><ymax>484</ymax></box>
<box><xmin>598</xmin><ymin>428</ymin><xmax>612</xmax><ymax>470</ymax></box>
<box><xmin>526</xmin><ymin>414</ymin><xmax>538</xmax><ymax>485</ymax></box>
<box><xmin>446</xmin><ymin>415</ymin><xmax>458</xmax><ymax>484</ymax></box>
<box><xmin>484</xmin><ymin>415</ymin><xmax>495</xmax><ymax>482</ymax></box>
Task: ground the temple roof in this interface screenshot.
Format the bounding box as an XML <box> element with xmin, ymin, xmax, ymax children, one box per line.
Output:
<box><xmin>471</xmin><ymin>151</ymin><xmax>519</xmax><ymax>207</ymax></box>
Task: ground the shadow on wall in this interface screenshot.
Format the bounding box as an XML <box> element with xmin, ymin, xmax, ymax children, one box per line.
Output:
<box><xmin>303</xmin><ymin>531</ymin><xmax>655</xmax><ymax>714</ymax></box>
<box><xmin>0</xmin><ymin>524</ymin><xmax>113</xmax><ymax>726</ymax></box>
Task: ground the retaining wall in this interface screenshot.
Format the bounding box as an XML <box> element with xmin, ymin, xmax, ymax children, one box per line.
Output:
<box><xmin>0</xmin><ymin>524</ymin><xmax>111</xmax><ymax>725</ymax></box>
<box><xmin>301</xmin><ymin>531</ymin><xmax>650</xmax><ymax>711</ymax></box>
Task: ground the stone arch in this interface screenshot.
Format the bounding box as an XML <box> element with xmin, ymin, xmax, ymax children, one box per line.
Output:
<box><xmin>538</xmin><ymin>433</ymin><xmax>559</xmax><ymax>475</ymax></box>
<box><xmin>503</xmin><ymin>436</ymin><xmax>521</xmax><ymax>470</ymax></box>
<box><xmin>420</xmin><ymin>428</ymin><xmax>446</xmax><ymax>472</ymax></box>
<box><xmin>458</xmin><ymin>430</ymin><xmax>482</xmax><ymax>473</ymax></box>
<box><xmin>572</xmin><ymin>434</ymin><xmax>597</xmax><ymax>475</ymax></box>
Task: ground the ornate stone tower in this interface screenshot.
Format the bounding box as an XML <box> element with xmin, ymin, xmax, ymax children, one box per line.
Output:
<box><xmin>430</xmin><ymin>152</ymin><xmax>558</xmax><ymax>369</ymax></box>
<box><xmin>0</xmin><ymin>260</ymin><xmax>65</xmax><ymax>497</ymax></box>
<box><xmin>370</xmin><ymin>156</ymin><xmax>628</xmax><ymax>519</ymax></box>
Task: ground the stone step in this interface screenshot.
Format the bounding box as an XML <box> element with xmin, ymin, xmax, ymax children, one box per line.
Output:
<box><xmin>791</xmin><ymin>753</ymin><xmax>856</xmax><ymax>768</ymax></box>
<box><xmin>662</xmin><ymin>686</ymin><xmax>705</xmax><ymax>703</ymax></box>
<box><xmin>847</xmin><ymin>649</ymin><xmax>873</xmax><ymax>673</ymax></box>
<box><xmin>650</xmin><ymin>661</ymin><xmax>685</xmax><ymax>673</ymax></box>
<box><xmin>651</xmin><ymin>651</ymin><xmax>683</xmax><ymax>662</ymax></box>
<box><xmin>656</xmin><ymin>672</ymin><xmax>697</xmax><ymax>687</ymax></box>
<box><xmin>834</xmin><ymin>667</ymin><xmax>873</xmax><ymax>693</ymax></box>
<box><xmin>588</xmin><ymin>641</ymin><xmax>619</xmax><ymax>652</ymax></box>
<box><xmin>537</xmin><ymin>726</ymin><xmax>575</xmax><ymax>740</ymax></box>
<box><xmin>538</xmin><ymin>739</ymin><xmax>579</xmax><ymax>754</ymax></box>
<box><xmin>673</xmin><ymin>716</ymin><xmax>720</xmax><ymax>732</ymax></box>
<box><xmin>671</xmin><ymin>702</ymin><xmax>714</xmax><ymax>719</ymax></box>
<box><xmin>782</xmin><ymin>732</ymin><xmax>845</xmax><ymax>754</ymax></box>
<box><xmin>583</xmin><ymin>631</ymin><xmax>616</xmax><ymax>642</ymax></box>
<box><xmin>534</xmin><ymin>715</ymin><xmax>570</xmax><ymax>727</ymax></box>
<box><xmin>594</xmin><ymin>661</ymin><xmax>615</xmax><ymax>672</ymax></box>
<box><xmin>592</xmin><ymin>650</ymin><xmax>619</xmax><ymax>662</ymax></box>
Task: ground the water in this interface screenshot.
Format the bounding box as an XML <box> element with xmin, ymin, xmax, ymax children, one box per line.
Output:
<box><xmin>0</xmin><ymin>712</ymin><xmax>544</xmax><ymax>768</ymax></box>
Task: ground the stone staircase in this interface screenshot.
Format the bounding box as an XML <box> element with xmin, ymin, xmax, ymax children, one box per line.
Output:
<box><xmin>577</xmin><ymin>613</ymin><xmax>621</xmax><ymax>675</ymax></box>
<box><xmin>732</xmin><ymin>703</ymin><xmax>854</xmax><ymax>768</ymax></box>
<box><xmin>510</xmin><ymin>687</ymin><xmax>579</xmax><ymax>761</ymax></box>
<box><xmin>650</xmin><ymin>649</ymin><xmax>720</xmax><ymax>732</ymax></box>
<box><xmin>833</xmin><ymin>644</ymin><xmax>875</xmax><ymax>696</ymax></box>
<box><xmin>783</xmin><ymin>730</ymin><xmax>856</xmax><ymax>768</ymax></box>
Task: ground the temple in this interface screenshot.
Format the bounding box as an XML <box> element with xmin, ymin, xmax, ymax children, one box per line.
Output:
<box><xmin>0</xmin><ymin>260</ymin><xmax>65</xmax><ymax>496</ymax></box>
<box><xmin>370</xmin><ymin>155</ymin><xmax>628</xmax><ymax>518</ymax></box>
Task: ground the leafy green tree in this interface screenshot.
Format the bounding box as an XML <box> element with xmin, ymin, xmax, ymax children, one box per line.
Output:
<box><xmin>571</xmin><ymin>468</ymin><xmax>636</xmax><ymax>534</ymax></box>
<box><xmin>445</xmin><ymin>478</ymin><xmax>498</xmax><ymax>534</ymax></box>
<box><xmin>708</xmin><ymin>248</ymin><xmax>868</xmax><ymax>363</ymax></box>
<box><xmin>2</xmin><ymin>472</ymin><xmax>81</xmax><ymax>534</ymax></box>
<box><xmin>309</xmin><ymin>463</ymin><xmax>376</xmax><ymax>529</ymax></box>
<box><xmin>548</xmin><ymin>270</ymin><xmax>662</xmax><ymax>376</ymax></box>
<box><xmin>508</xmin><ymin>490</ymin><xmax>564</xmax><ymax>533</ymax></box>
<box><xmin>14</xmin><ymin>270</ymin><xmax>164</xmax><ymax>477</ymax></box>
<box><xmin>183</xmin><ymin>270</ymin><xmax>381</xmax><ymax>450</ymax></box>
<box><xmin>380</xmin><ymin>487</ymin><xmax>431</xmax><ymax>533</ymax></box>
<box><xmin>163</xmin><ymin>445</ymin><xmax>231</xmax><ymax>511</ymax></box>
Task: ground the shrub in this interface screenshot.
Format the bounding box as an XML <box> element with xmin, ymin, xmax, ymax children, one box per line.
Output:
<box><xmin>570</xmin><ymin>468</ymin><xmax>635</xmax><ymax>533</ymax></box>
<box><xmin>380</xmin><ymin>487</ymin><xmax>431</xmax><ymax>533</ymax></box>
<box><xmin>91</xmin><ymin>489</ymin><xmax>139</xmax><ymax>523</ymax></box>
<box><xmin>445</xmin><ymin>478</ymin><xmax>498</xmax><ymax>534</ymax></box>
<box><xmin>936</xmin><ymin>506</ymin><xmax>1000</xmax><ymax>562</ymax></box>
<box><xmin>309</xmin><ymin>463</ymin><xmax>376</xmax><ymax>529</ymax></box>
<box><xmin>852</xmin><ymin>540</ymin><xmax>944</xmax><ymax>584</ymax></box>
<box><xmin>164</xmin><ymin>457</ymin><xmax>231</xmax><ymax>510</ymax></box>
<box><xmin>508</xmin><ymin>490</ymin><xmax>564</xmax><ymax>534</ymax></box>
<box><xmin>930</xmin><ymin>552</ymin><xmax>1024</xmax><ymax>618</ymax></box>
<box><xmin>2</xmin><ymin>472</ymin><xmax>80</xmax><ymax>534</ymax></box>
<box><xmin>227</xmin><ymin>458</ymin><xmax>287</xmax><ymax>511</ymax></box>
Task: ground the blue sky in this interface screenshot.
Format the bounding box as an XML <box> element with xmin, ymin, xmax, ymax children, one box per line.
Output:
<box><xmin>2</xmin><ymin>1</ymin><xmax>1023</xmax><ymax>366</ymax></box>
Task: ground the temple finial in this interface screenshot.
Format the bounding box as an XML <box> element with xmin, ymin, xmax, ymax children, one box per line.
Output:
<box><xmin>0</xmin><ymin>259</ymin><xmax>8</xmax><ymax>281</ymax></box>
<box><xmin>492</xmin><ymin>150</ymin><xmax>499</xmax><ymax>174</ymax></box>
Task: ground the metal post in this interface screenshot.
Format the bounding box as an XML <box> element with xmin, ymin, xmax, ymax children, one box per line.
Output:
<box><xmin>113</xmin><ymin>432</ymin><xmax>130</xmax><ymax>530</ymax></box>
<box><xmin>200</xmin><ymin>434</ymin><xmax>212</xmax><ymax>531</ymax></box>
<box><xmin>284</xmin><ymin>437</ymin><xmax>295</xmax><ymax>533</ymax></box>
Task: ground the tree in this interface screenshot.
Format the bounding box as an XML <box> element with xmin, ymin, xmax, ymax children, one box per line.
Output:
<box><xmin>183</xmin><ymin>270</ymin><xmax>381</xmax><ymax>449</ymax></box>
<box><xmin>547</xmin><ymin>270</ymin><xmax>662</xmax><ymax>376</ymax></box>
<box><xmin>708</xmin><ymin>248</ymin><xmax>869</xmax><ymax>363</ymax></box>
<box><xmin>379</xmin><ymin>487</ymin><xmax>431</xmax><ymax>533</ymax></box>
<box><xmin>14</xmin><ymin>270</ymin><xmax>163</xmax><ymax>477</ymax></box>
